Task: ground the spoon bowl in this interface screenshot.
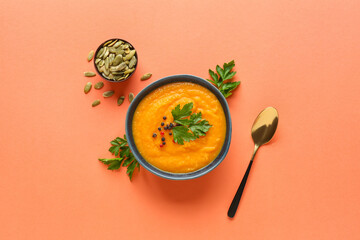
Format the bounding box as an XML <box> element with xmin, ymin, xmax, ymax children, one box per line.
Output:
<box><xmin>251</xmin><ymin>107</ymin><xmax>279</xmax><ymax>147</ymax></box>
<box><xmin>227</xmin><ymin>107</ymin><xmax>278</xmax><ymax>218</ymax></box>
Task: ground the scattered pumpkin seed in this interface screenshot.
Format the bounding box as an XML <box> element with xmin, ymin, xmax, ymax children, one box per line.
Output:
<box><xmin>84</xmin><ymin>82</ymin><xmax>92</xmax><ymax>94</ymax></box>
<box><xmin>117</xmin><ymin>96</ymin><xmax>125</xmax><ymax>106</ymax></box>
<box><xmin>140</xmin><ymin>73</ymin><xmax>152</xmax><ymax>80</ymax></box>
<box><xmin>92</xmin><ymin>99</ymin><xmax>101</xmax><ymax>107</ymax></box>
<box><xmin>94</xmin><ymin>81</ymin><xmax>104</xmax><ymax>90</ymax></box>
<box><xmin>103</xmin><ymin>90</ymin><xmax>114</xmax><ymax>98</ymax></box>
<box><xmin>129</xmin><ymin>92</ymin><xmax>134</xmax><ymax>102</ymax></box>
<box><xmin>84</xmin><ymin>71</ymin><xmax>96</xmax><ymax>77</ymax></box>
<box><xmin>87</xmin><ymin>50</ymin><xmax>94</xmax><ymax>62</ymax></box>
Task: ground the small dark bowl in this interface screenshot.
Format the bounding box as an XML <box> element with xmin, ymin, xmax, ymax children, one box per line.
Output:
<box><xmin>93</xmin><ymin>38</ymin><xmax>138</xmax><ymax>82</ymax></box>
<box><xmin>125</xmin><ymin>75</ymin><xmax>232</xmax><ymax>180</ymax></box>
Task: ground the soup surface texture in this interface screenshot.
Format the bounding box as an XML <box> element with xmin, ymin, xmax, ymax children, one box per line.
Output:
<box><xmin>132</xmin><ymin>82</ymin><xmax>226</xmax><ymax>173</ymax></box>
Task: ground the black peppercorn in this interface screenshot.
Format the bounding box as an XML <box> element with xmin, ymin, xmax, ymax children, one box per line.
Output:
<box><xmin>163</xmin><ymin>116</ymin><xmax>167</xmax><ymax>120</ymax></box>
<box><xmin>158</xmin><ymin>127</ymin><xmax>161</xmax><ymax>131</ymax></box>
<box><xmin>152</xmin><ymin>133</ymin><xmax>157</xmax><ymax>138</ymax></box>
<box><xmin>161</xmin><ymin>122</ymin><xmax>164</xmax><ymax>126</ymax></box>
<box><xmin>169</xmin><ymin>132</ymin><xmax>172</xmax><ymax>136</ymax></box>
<box><xmin>162</xmin><ymin>142</ymin><xmax>166</xmax><ymax>145</ymax></box>
<box><xmin>161</xmin><ymin>137</ymin><xmax>165</xmax><ymax>141</ymax></box>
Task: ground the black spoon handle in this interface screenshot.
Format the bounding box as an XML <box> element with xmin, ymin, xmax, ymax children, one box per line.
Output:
<box><xmin>227</xmin><ymin>160</ymin><xmax>254</xmax><ymax>218</ymax></box>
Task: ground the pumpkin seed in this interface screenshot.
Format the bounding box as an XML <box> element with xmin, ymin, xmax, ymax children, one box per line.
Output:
<box><xmin>84</xmin><ymin>71</ymin><xmax>96</xmax><ymax>77</ymax></box>
<box><xmin>98</xmin><ymin>59</ymin><xmax>105</xmax><ymax>67</ymax></box>
<box><xmin>104</xmin><ymin>67</ymin><xmax>110</xmax><ymax>76</ymax></box>
<box><xmin>94</xmin><ymin>81</ymin><xmax>104</xmax><ymax>90</ymax></box>
<box><xmin>129</xmin><ymin>56</ymin><xmax>137</xmax><ymax>68</ymax></box>
<box><xmin>129</xmin><ymin>93</ymin><xmax>134</xmax><ymax>102</ymax></box>
<box><xmin>124</xmin><ymin>50</ymin><xmax>136</xmax><ymax>61</ymax></box>
<box><xmin>103</xmin><ymin>91</ymin><xmax>114</xmax><ymax>98</ymax></box>
<box><xmin>110</xmin><ymin>62</ymin><xmax>126</xmax><ymax>72</ymax></box>
<box><xmin>114</xmin><ymin>76</ymin><xmax>123</xmax><ymax>81</ymax></box>
<box><xmin>92</xmin><ymin>99</ymin><xmax>101</xmax><ymax>107</ymax></box>
<box><xmin>98</xmin><ymin>66</ymin><xmax>105</xmax><ymax>73</ymax></box>
<box><xmin>96</xmin><ymin>48</ymin><xmax>104</xmax><ymax>58</ymax></box>
<box><xmin>107</xmin><ymin>40</ymin><xmax>117</xmax><ymax>47</ymax></box>
<box><xmin>140</xmin><ymin>73</ymin><xmax>152</xmax><ymax>80</ymax></box>
<box><xmin>84</xmin><ymin>82</ymin><xmax>92</xmax><ymax>94</ymax></box>
<box><xmin>112</xmin><ymin>71</ymin><xmax>124</xmax><ymax>75</ymax></box>
<box><xmin>103</xmin><ymin>48</ymin><xmax>109</xmax><ymax>59</ymax></box>
<box><xmin>105</xmin><ymin>57</ymin><xmax>109</xmax><ymax>70</ymax></box>
<box><xmin>116</xmin><ymin>49</ymin><xmax>125</xmax><ymax>55</ymax></box>
<box><xmin>87</xmin><ymin>50</ymin><xmax>94</xmax><ymax>62</ymax></box>
<box><xmin>109</xmin><ymin>54</ymin><xmax>115</xmax><ymax>65</ymax></box>
<box><xmin>117</xmin><ymin>96</ymin><xmax>125</xmax><ymax>106</ymax></box>
<box><xmin>112</xmin><ymin>55</ymin><xmax>123</xmax><ymax>65</ymax></box>
<box><xmin>124</xmin><ymin>68</ymin><xmax>135</xmax><ymax>74</ymax></box>
<box><xmin>113</xmin><ymin>41</ymin><xmax>122</xmax><ymax>48</ymax></box>
<box><xmin>95</xmin><ymin>58</ymin><xmax>101</xmax><ymax>64</ymax></box>
<box><xmin>108</xmin><ymin>47</ymin><xmax>117</xmax><ymax>54</ymax></box>
<box><xmin>103</xmin><ymin>40</ymin><xmax>113</xmax><ymax>46</ymax></box>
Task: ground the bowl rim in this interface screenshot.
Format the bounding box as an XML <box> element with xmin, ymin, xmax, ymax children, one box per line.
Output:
<box><xmin>93</xmin><ymin>38</ymin><xmax>138</xmax><ymax>83</ymax></box>
<box><xmin>125</xmin><ymin>74</ymin><xmax>232</xmax><ymax>180</ymax></box>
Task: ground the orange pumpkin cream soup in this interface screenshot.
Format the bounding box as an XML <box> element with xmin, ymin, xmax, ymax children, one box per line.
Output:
<box><xmin>132</xmin><ymin>82</ymin><xmax>226</xmax><ymax>173</ymax></box>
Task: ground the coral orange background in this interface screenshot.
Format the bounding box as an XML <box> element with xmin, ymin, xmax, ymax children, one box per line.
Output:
<box><xmin>0</xmin><ymin>0</ymin><xmax>359</xmax><ymax>239</ymax></box>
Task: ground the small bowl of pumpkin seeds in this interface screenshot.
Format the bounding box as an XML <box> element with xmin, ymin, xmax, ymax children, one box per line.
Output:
<box><xmin>94</xmin><ymin>38</ymin><xmax>138</xmax><ymax>82</ymax></box>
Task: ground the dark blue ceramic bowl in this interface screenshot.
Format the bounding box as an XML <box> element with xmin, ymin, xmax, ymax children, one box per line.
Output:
<box><xmin>125</xmin><ymin>75</ymin><xmax>232</xmax><ymax>180</ymax></box>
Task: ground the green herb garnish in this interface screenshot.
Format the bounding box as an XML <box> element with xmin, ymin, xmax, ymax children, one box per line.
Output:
<box><xmin>207</xmin><ymin>60</ymin><xmax>240</xmax><ymax>98</ymax></box>
<box><xmin>171</xmin><ymin>102</ymin><xmax>212</xmax><ymax>145</ymax></box>
<box><xmin>99</xmin><ymin>135</ymin><xmax>140</xmax><ymax>180</ymax></box>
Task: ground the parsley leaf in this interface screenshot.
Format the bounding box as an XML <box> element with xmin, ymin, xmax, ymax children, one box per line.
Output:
<box><xmin>99</xmin><ymin>158</ymin><xmax>123</xmax><ymax>170</ymax></box>
<box><xmin>207</xmin><ymin>60</ymin><xmax>240</xmax><ymax>98</ymax></box>
<box><xmin>171</xmin><ymin>102</ymin><xmax>193</xmax><ymax>120</ymax></box>
<box><xmin>220</xmin><ymin>81</ymin><xmax>241</xmax><ymax>98</ymax></box>
<box><xmin>172</xmin><ymin>126</ymin><xmax>197</xmax><ymax>145</ymax></box>
<box><xmin>99</xmin><ymin>135</ymin><xmax>140</xmax><ymax>181</ymax></box>
<box><xmin>171</xmin><ymin>103</ymin><xmax>212</xmax><ymax>145</ymax></box>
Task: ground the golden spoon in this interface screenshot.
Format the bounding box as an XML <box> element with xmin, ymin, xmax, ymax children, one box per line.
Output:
<box><xmin>228</xmin><ymin>107</ymin><xmax>279</xmax><ymax>218</ymax></box>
